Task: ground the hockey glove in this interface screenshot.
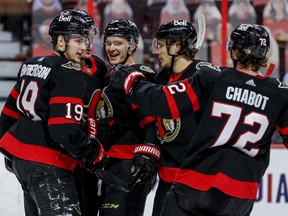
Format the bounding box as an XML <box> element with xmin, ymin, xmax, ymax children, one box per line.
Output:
<box><xmin>130</xmin><ymin>143</ymin><xmax>160</xmax><ymax>184</ymax></box>
<box><xmin>110</xmin><ymin>64</ymin><xmax>145</xmax><ymax>95</ymax></box>
<box><xmin>97</xmin><ymin>117</ymin><xmax>116</xmax><ymax>146</ymax></box>
<box><xmin>4</xmin><ymin>157</ymin><xmax>13</xmax><ymax>173</ymax></box>
<box><xmin>82</xmin><ymin>117</ymin><xmax>99</xmax><ymax>140</ymax></box>
<box><xmin>87</xmin><ymin>118</ymin><xmax>98</xmax><ymax>139</ymax></box>
<box><xmin>84</xmin><ymin>140</ymin><xmax>107</xmax><ymax>173</ymax></box>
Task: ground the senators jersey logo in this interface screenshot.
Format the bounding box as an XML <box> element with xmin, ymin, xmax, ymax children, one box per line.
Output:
<box><xmin>62</xmin><ymin>61</ymin><xmax>81</xmax><ymax>70</ymax></box>
<box><xmin>95</xmin><ymin>90</ymin><xmax>113</xmax><ymax>119</ymax></box>
<box><xmin>277</xmin><ymin>79</ymin><xmax>288</xmax><ymax>89</ymax></box>
<box><xmin>156</xmin><ymin>117</ymin><xmax>181</xmax><ymax>144</ymax></box>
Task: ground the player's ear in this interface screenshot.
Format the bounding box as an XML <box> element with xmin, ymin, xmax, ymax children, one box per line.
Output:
<box><xmin>175</xmin><ymin>41</ymin><xmax>183</xmax><ymax>55</ymax></box>
<box><xmin>231</xmin><ymin>49</ymin><xmax>238</xmax><ymax>60</ymax></box>
<box><xmin>57</xmin><ymin>35</ymin><xmax>66</xmax><ymax>51</ymax></box>
<box><xmin>175</xmin><ymin>41</ymin><xmax>182</xmax><ymax>52</ymax></box>
<box><xmin>128</xmin><ymin>42</ymin><xmax>137</xmax><ymax>55</ymax></box>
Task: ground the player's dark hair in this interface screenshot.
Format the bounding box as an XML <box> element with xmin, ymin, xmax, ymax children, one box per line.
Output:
<box><xmin>233</xmin><ymin>44</ymin><xmax>269</xmax><ymax>71</ymax></box>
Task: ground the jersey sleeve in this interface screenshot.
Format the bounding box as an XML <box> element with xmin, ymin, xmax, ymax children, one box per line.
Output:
<box><xmin>126</xmin><ymin>68</ymin><xmax>217</xmax><ymax>119</ymax></box>
<box><xmin>276</xmin><ymin>105</ymin><xmax>288</xmax><ymax>148</ymax></box>
<box><xmin>127</xmin><ymin>77</ymin><xmax>200</xmax><ymax>119</ymax></box>
<box><xmin>47</xmin><ymin>66</ymin><xmax>101</xmax><ymax>163</ymax></box>
<box><xmin>0</xmin><ymin>84</ymin><xmax>22</xmax><ymax>139</ymax></box>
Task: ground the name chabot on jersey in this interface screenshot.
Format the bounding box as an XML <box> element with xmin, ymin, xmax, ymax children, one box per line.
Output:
<box><xmin>226</xmin><ymin>86</ymin><xmax>269</xmax><ymax>110</ymax></box>
<box><xmin>20</xmin><ymin>64</ymin><xmax>51</xmax><ymax>80</ymax></box>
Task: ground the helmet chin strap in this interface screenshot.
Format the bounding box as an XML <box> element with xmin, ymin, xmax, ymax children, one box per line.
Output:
<box><xmin>169</xmin><ymin>56</ymin><xmax>175</xmax><ymax>75</ymax></box>
<box><xmin>57</xmin><ymin>38</ymin><xmax>69</xmax><ymax>58</ymax></box>
<box><xmin>58</xmin><ymin>49</ymin><xmax>66</xmax><ymax>58</ymax></box>
<box><xmin>230</xmin><ymin>50</ymin><xmax>238</xmax><ymax>69</ymax></box>
<box><xmin>121</xmin><ymin>48</ymin><xmax>132</xmax><ymax>65</ymax></box>
<box><xmin>167</xmin><ymin>44</ymin><xmax>177</xmax><ymax>75</ymax></box>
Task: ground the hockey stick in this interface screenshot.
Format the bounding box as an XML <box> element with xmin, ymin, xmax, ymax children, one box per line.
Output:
<box><xmin>195</xmin><ymin>13</ymin><xmax>206</xmax><ymax>50</ymax></box>
<box><xmin>264</xmin><ymin>63</ymin><xmax>275</xmax><ymax>77</ymax></box>
<box><xmin>95</xmin><ymin>167</ymin><xmax>145</xmax><ymax>193</ymax></box>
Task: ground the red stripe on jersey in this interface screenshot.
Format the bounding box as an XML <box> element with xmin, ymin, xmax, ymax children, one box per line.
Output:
<box><xmin>49</xmin><ymin>97</ymin><xmax>83</xmax><ymax>105</ymax></box>
<box><xmin>183</xmin><ymin>79</ymin><xmax>200</xmax><ymax>112</ymax></box>
<box><xmin>10</xmin><ymin>88</ymin><xmax>19</xmax><ymax>99</ymax></box>
<box><xmin>279</xmin><ymin>126</ymin><xmax>288</xmax><ymax>135</ymax></box>
<box><xmin>107</xmin><ymin>144</ymin><xmax>139</xmax><ymax>159</ymax></box>
<box><xmin>81</xmin><ymin>56</ymin><xmax>97</xmax><ymax>76</ymax></box>
<box><xmin>139</xmin><ymin>116</ymin><xmax>155</xmax><ymax>128</ymax></box>
<box><xmin>158</xmin><ymin>166</ymin><xmax>178</xmax><ymax>183</ymax></box>
<box><xmin>163</xmin><ymin>86</ymin><xmax>180</xmax><ymax>119</ymax></box>
<box><xmin>131</xmin><ymin>103</ymin><xmax>137</xmax><ymax>110</ymax></box>
<box><xmin>48</xmin><ymin>117</ymin><xmax>80</xmax><ymax>125</ymax></box>
<box><xmin>175</xmin><ymin>169</ymin><xmax>259</xmax><ymax>199</ymax></box>
<box><xmin>2</xmin><ymin>107</ymin><xmax>21</xmax><ymax>119</ymax></box>
<box><xmin>87</xmin><ymin>90</ymin><xmax>101</xmax><ymax>118</ymax></box>
<box><xmin>0</xmin><ymin>132</ymin><xmax>77</xmax><ymax>171</ymax></box>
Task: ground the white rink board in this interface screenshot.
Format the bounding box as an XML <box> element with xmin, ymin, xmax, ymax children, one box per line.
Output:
<box><xmin>0</xmin><ymin>146</ymin><xmax>287</xmax><ymax>216</ymax></box>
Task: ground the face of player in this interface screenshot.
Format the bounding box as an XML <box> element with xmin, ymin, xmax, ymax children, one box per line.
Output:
<box><xmin>64</xmin><ymin>35</ymin><xmax>88</xmax><ymax>63</ymax></box>
<box><xmin>104</xmin><ymin>36</ymin><xmax>131</xmax><ymax>65</ymax></box>
<box><xmin>154</xmin><ymin>40</ymin><xmax>172</xmax><ymax>69</ymax></box>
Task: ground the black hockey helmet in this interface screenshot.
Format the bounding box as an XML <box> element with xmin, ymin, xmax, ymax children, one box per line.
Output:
<box><xmin>227</xmin><ymin>24</ymin><xmax>270</xmax><ymax>59</ymax></box>
<box><xmin>49</xmin><ymin>9</ymin><xmax>96</xmax><ymax>48</ymax></box>
<box><xmin>152</xmin><ymin>19</ymin><xmax>197</xmax><ymax>53</ymax></box>
<box><xmin>103</xmin><ymin>19</ymin><xmax>140</xmax><ymax>44</ymax></box>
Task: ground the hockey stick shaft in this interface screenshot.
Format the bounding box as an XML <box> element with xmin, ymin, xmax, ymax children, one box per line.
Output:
<box><xmin>95</xmin><ymin>168</ymin><xmax>145</xmax><ymax>193</ymax></box>
<box><xmin>265</xmin><ymin>63</ymin><xmax>275</xmax><ymax>77</ymax></box>
<box><xmin>195</xmin><ymin>13</ymin><xmax>206</xmax><ymax>50</ymax></box>
<box><xmin>96</xmin><ymin>169</ymin><xmax>130</xmax><ymax>192</ymax></box>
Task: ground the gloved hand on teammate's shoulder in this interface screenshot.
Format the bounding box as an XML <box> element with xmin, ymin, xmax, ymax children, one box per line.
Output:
<box><xmin>109</xmin><ymin>64</ymin><xmax>146</xmax><ymax>95</ymax></box>
<box><xmin>130</xmin><ymin>143</ymin><xmax>160</xmax><ymax>184</ymax></box>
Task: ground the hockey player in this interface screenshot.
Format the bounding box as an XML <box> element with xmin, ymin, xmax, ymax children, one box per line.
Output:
<box><xmin>151</xmin><ymin>20</ymin><xmax>209</xmax><ymax>216</ymax></box>
<box><xmin>97</xmin><ymin>19</ymin><xmax>159</xmax><ymax>216</ymax></box>
<box><xmin>73</xmin><ymin>11</ymin><xmax>109</xmax><ymax>216</ymax></box>
<box><xmin>0</xmin><ymin>9</ymin><xmax>106</xmax><ymax>216</ymax></box>
<box><xmin>109</xmin><ymin>24</ymin><xmax>288</xmax><ymax>215</ymax></box>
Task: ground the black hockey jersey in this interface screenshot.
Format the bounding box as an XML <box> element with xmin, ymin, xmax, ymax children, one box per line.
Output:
<box><xmin>95</xmin><ymin>64</ymin><xmax>157</xmax><ymax>159</ymax></box>
<box><xmin>125</xmin><ymin>64</ymin><xmax>288</xmax><ymax>199</ymax></box>
<box><xmin>0</xmin><ymin>55</ymin><xmax>105</xmax><ymax>171</ymax></box>
<box><xmin>155</xmin><ymin>60</ymin><xmax>206</xmax><ymax>183</ymax></box>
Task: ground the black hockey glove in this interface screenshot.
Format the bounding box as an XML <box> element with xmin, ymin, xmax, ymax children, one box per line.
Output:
<box><xmin>4</xmin><ymin>157</ymin><xmax>13</xmax><ymax>173</ymax></box>
<box><xmin>84</xmin><ymin>140</ymin><xmax>107</xmax><ymax>173</ymax></box>
<box><xmin>110</xmin><ymin>64</ymin><xmax>145</xmax><ymax>95</ymax></box>
<box><xmin>81</xmin><ymin>117</ymin><xmax>98</xmax><ymax>140</ymax></box>
<box><xmin>97</xmin><ymin>117</ymin><xmax>116</xmax><ymax>146</ymax></box>
<box><xmin>130</xmin><ymin>143</ymin><xmax>160</xmax><ymax>184</ymax></box>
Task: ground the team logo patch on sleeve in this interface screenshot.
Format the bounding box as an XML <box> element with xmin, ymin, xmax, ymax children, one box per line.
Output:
<box><xmin>62</xmin><ymin>61</ymin><xmax>81</xmax><ymax>70</ymax></box>
<box><xmin>277</xmin><ymin>79</ymin><xmax>288</xmax><ymax>88</ymax></box>
<box><xmin>196</xmin><ymin>62</ymin><xmax>221</xmax><ymax>72</ymax></box>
